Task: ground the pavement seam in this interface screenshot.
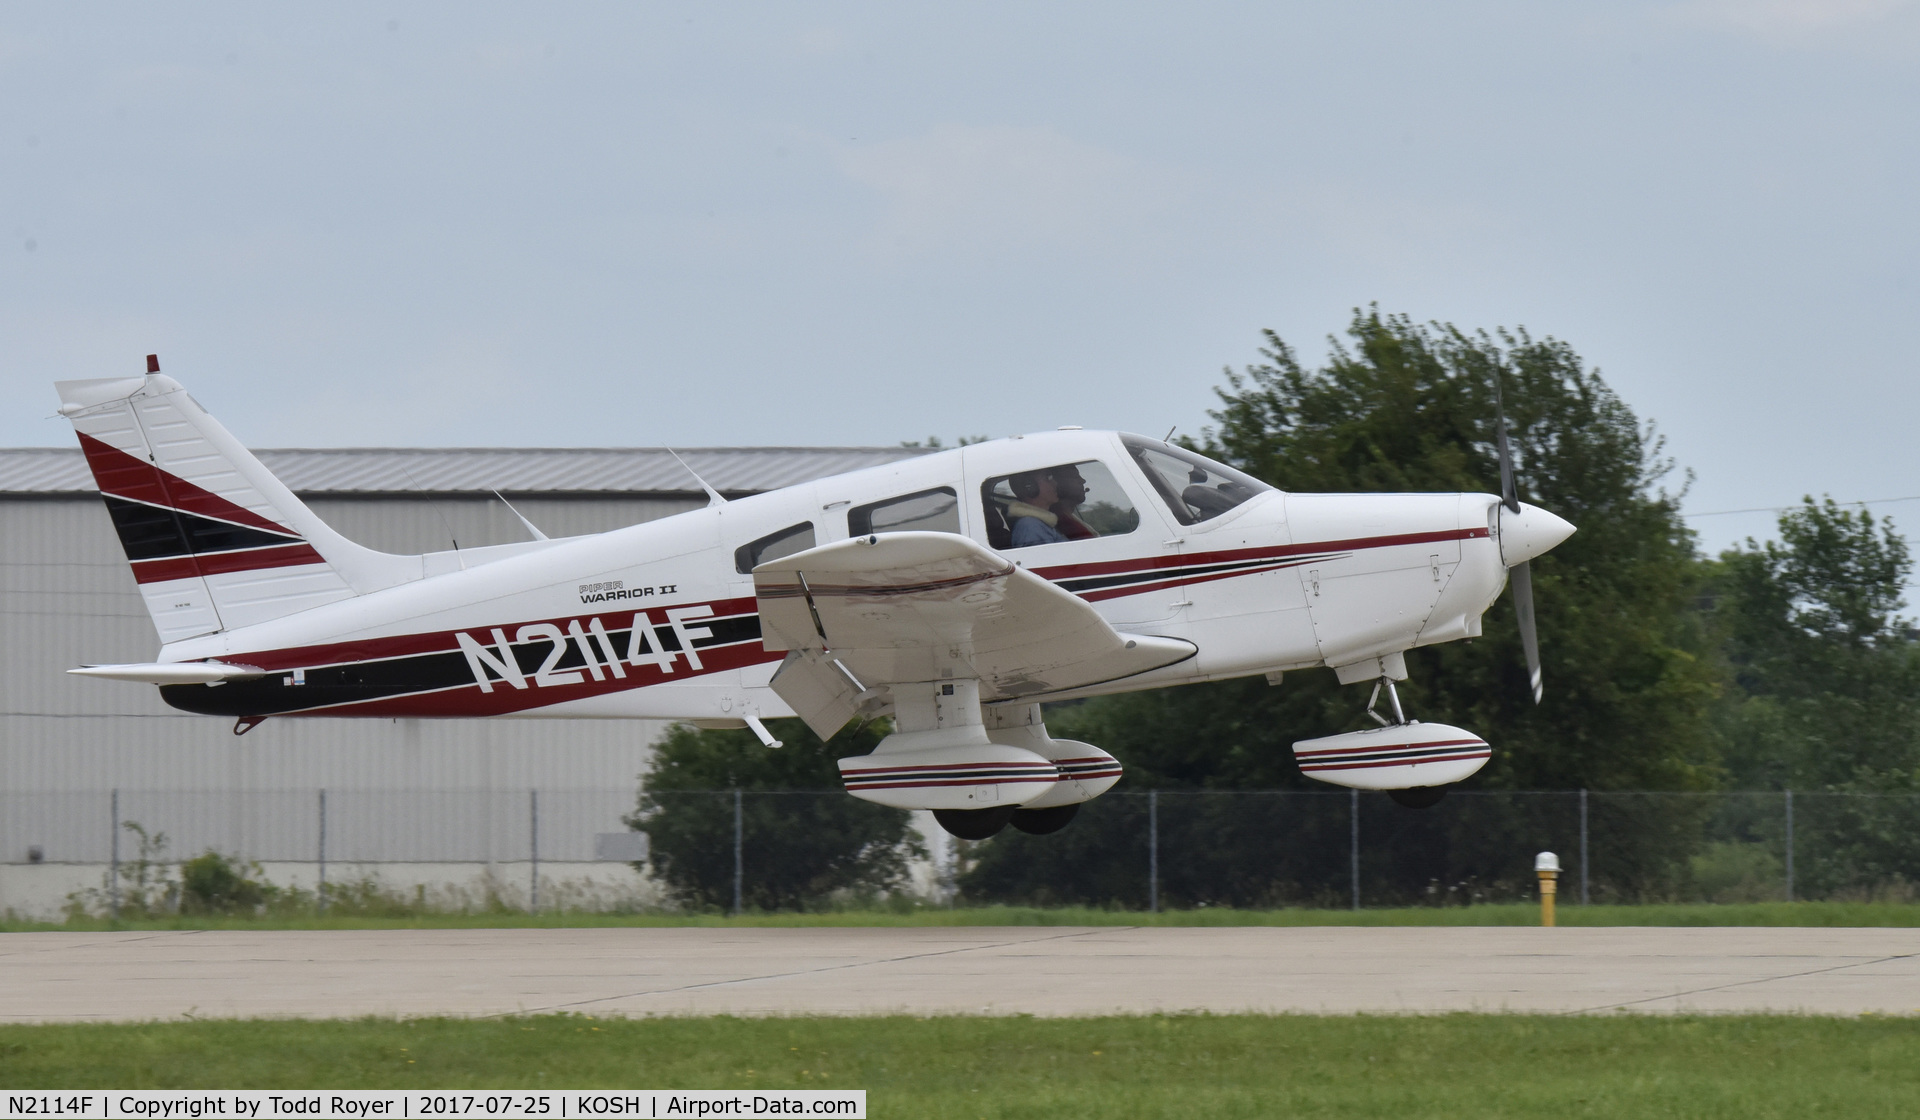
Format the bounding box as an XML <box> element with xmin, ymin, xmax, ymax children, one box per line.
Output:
<box><xmin>0</xmin><ymin>929</ymin><xmax>207</xmax><ymax>960</ymax></box>
<box><xmin>1566</xmin><ymin>951</ymin><xmax>1920</xmax><ymax>1014</ymax></box>
<box><xmin>499</xmin><ymin>926</ymin><xmax>1133</xmax><ymax>1016</ymax></box>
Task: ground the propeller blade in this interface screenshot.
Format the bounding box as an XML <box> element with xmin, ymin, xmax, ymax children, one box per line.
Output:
<box><xmin>1494</xmin><ymin>372</ymin><xmax>1541</xmax><ymax>702</ymax></box>
<box><xmin>1493</xmin><ymin>378</ymin><xmax>1520</xmax><ymax>514</ymax></box>
<box><xmin>1510</xmin><ymin>559</ymin><xmax>1543</xmax><ymax>704</ymax></box>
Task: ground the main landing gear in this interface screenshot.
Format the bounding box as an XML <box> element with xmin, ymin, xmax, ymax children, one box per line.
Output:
<box><xmin>933</xmin><ymin>803</ymin><xmax>1081</xmax><ymax>840</ymax></box>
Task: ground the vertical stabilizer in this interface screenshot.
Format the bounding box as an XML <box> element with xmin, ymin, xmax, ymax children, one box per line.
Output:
<box><xmin>55</xmin><ymin>370</ymin><xmax>421</xmax><ymax>644</ymax></box>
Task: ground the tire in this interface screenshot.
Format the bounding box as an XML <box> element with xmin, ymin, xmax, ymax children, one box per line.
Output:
<box><xmin>1010</xmin><ymin>804</ymin><xmax>1081</xmax><ymax>835</ymax></box>
<box><xmin>1388</xmin><ymin>786</ymin><xmax>1448</xmax><ymax>809</ymax></box>
<box><xmin>933</xmin><ymin>806</ymin><xmax>1017</xmax><ymax>839</ymax></box>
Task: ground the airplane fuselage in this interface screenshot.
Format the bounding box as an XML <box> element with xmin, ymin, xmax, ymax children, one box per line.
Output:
<box><xmin>150</xmin><ymin>429</ymin><xmax>1512</xmax><ymax>724</ymax></box>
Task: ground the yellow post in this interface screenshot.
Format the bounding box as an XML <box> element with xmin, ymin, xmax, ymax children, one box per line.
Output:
<box><xmin>1535</xmin><ymin>851</ymin><xmax>1560</xmax><ymax>927</ymax></box>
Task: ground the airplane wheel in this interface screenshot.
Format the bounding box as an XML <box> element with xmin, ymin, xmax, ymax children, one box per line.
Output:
<box><xmin>1388</xmin><ymin>786</ymin><xmax>1448</xmax><ymax>809</ymax></box>
<box><xmin>1010</xmin><ymin>804</ymin><xmax>1081</xmax><ymax>835</ymax></box>
<box><xmin>933</xmin><ymin>806</ymin><xmax>1017</xmax><ymax>840</ymax></box>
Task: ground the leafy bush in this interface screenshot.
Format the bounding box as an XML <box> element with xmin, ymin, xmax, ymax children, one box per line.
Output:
<box><xmin>178</xmin><ymin>851</ymin><xmax>269</xmax><ymax>914</ymax></box>
<box><xmin>627</xmin><ymin>720</ymin><xmax>925</xmax><ymax>911</ymax></box>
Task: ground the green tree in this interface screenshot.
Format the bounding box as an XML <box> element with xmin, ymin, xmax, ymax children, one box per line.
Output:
<box><xmin>963</xmin><ymin>308</ymin><xmax>1722</xmax><ymax>905</ymax></box>
<box><xmin>1201</xmin><ymin>307</ymin><xmax>1720</xmax><ymax>791</ymax></box>
<box><xmin>1715</xmin><ymin>498</ymin><xmax>1920</xmax><ymax>790</ymax></box>
<box><xmin>627</xmin><ymin>719</ymin><xmax>924</xmax><ymax>911</ymax></box>
<box><xmin>1707</xmin><ymin>498</ymin><xmax>1920</xmax><ymax>897</ymax></box>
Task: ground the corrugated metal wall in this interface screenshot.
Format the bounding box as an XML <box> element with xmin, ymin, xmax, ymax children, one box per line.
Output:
<box><xmin>0</xmin><ymin>495</ymin><xmax>699</xmax><ymax>865</ymax></box>
<box><xmin>302</xmin><ymin>495</ymin><xmax>705</xmax><ymax>555</ymax></box>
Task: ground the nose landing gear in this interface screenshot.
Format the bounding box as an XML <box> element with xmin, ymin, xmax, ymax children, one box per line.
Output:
<box><xmin>1291</xmin><ymin>671</ymin><xmax>1491</xmax><ymax>806</ymax></box>
<box><xmin>1368</xmin><ymin>679</ymin><xmax>1452</xmax><ymax>809</ymax></box>
<box><xmin>1388</xmin><ymin>786</ymin><xmax>1448</xmax><ymax>809</ymax></box>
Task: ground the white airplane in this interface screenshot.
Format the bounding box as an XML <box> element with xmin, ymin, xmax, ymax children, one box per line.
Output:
<box><xmin>56</xmin><ymin>359</ymin><xmax>1573</xmax><ymax>839</ymax></box>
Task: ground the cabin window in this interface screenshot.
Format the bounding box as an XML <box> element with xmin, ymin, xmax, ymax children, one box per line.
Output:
<box><xmin>735</xmin><ymin>521</ymin><xmax>816</xmax><ymax>573</ymax></box>
<box><xmin>848</xmin><ymin>487</ymin><xmax>961</xmax><ymax>537</ymax></box>
<box><xmin>1123</xmin><ymin>438</ymin><xmax>1273</xmax><ymax>525</ymax></box>
<box><xmin>981</xmin><ymin>460</ymin><xmax>1140</xmax><ymax>550</ymax></box>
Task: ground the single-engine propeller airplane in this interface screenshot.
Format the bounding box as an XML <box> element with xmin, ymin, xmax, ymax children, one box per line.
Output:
<box><xmin>56</xmin><ymin>358</ymin><xmax>1573</xmax><ymax>838</ymax></box>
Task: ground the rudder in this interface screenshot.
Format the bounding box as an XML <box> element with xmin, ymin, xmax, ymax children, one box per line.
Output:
<box><xmin>56</xmin><ymin>366</ymin><xmax>419</xmax><ymax>644</ymax></box>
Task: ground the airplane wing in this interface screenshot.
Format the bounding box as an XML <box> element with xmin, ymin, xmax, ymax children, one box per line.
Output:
<box><xmin>754</xmin><ymin>531</ymin><xmax>1195</xmax><ymax>739</ymax></box>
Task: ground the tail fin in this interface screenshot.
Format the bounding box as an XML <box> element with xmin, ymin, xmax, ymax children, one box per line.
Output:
<box><xmin>55</xmin><ymin>370</ymin><xmax>421</xmax><ymax>644</ymax></box>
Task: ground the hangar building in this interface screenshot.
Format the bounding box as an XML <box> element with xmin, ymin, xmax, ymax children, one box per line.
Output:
<box><xmin>0</xmin><ymin>444</ymin><xmax>927</xmax><ymax>915</ymax></box>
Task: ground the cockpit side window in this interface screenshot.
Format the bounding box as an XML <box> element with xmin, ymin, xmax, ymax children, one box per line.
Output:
<box><xmin>848</xmin><ymin>487</ymin><xmax>961</xmax><ymax>537</ymax></box>
<box><xmin>735</xmin><ymin>522</ymin><xmax>816</xmax><ymax>574</ymax></box>
<box><xmin>981</xmin><ymin>460</ymin><xmax>1140</xmax><ymax>550</ymax></box>
<box><xmin>1123</xmin><ymin>438</ymin><xmax>1273</xmax><ymax>526</ymax></box>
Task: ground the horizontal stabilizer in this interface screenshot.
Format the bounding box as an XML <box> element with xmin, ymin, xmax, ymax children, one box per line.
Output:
<box><xmin>68</xmin><ymin>662</ymin><xmax>265</xmax><ymax>685</ymax></box>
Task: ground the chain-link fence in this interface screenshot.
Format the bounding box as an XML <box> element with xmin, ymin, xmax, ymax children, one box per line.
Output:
<box><xmin>9</xmin><ymin>788</ymin><xmax>1920</xmax><ymax>911</ymax></box>
<box><xmin>957</xmin><ymin>789</ymin><xmax>1920</xmax><ymax>909</ymax></box>
<box><xmin>1</xmin><ymin>788</ymin><xmax>635</xmax><ymax>865</ymax></box>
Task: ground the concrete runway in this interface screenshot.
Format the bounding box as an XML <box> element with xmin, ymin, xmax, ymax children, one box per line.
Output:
<box><xmin>3</xmin><ymin>926</ymin><xmax>1918</xmax><ymax>1022</ymax></box>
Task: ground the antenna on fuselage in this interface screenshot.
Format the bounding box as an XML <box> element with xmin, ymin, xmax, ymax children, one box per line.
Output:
<box><xmin>666</xmin><ymin>448</ymin><xmax>728</xmax><ymax>507</ymax></box>
<box><xmin>490</xmin><ymin>490</ymin><xmax>549</xmax><ymax>541</ymax></box>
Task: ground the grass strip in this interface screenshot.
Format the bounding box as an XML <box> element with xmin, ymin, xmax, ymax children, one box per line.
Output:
<box><xmin>1</xmin><ymin>1014</ymin><xmax>1916</xmax><ymax>1117</ymax></box>
<box><xmin>10</xmin><ymin>900</ymin><xmax>1920</xmax><ymax>931</ymax></box>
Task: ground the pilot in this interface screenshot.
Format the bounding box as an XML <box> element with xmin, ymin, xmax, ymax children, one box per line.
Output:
<box><xmin>1008</xmin><ymin>465</ymin><xmax>1096</xmax><ymax>547</ymax></box>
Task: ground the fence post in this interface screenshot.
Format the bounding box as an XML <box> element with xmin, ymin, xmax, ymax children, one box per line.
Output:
<box><xmin>1784</xmin><ymin>788</ymin><xmax>1795</xmax><ymax>903</ymax></box>
<box><xmin>1350</xmin><ymin>787</ymin><xmax>1360</xmax><ymax>911</ymax></box>
<box><xmin>317</xmin><ymin>789</ymin><xmax>328</xmax><ymax>915</ymax></box>
<box><xmin>109</xmin><ymin>789</ymin><xmax>120</xmax><ymax>920</ymax></box>
<box><xmin>1579</xmin><ymin>788</ymin><xmax>1589</xmax><ymax>906</ymax></box>
<box><xmin>1148</xmin><ymin>790</ymin><xmax>1160</xmax><ymax>914</ymax></box>
<box><xmin>732</xmin><ymin>788</ymin><xmax>743</xmax><ymax>917</ymax></box>
<box><xmin>529</xmin><ymin>789</ymin><xmax>540</xmax><ymax>913</ymax></box>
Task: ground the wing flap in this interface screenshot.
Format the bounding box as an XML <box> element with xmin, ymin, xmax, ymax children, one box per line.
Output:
<box><xmin>754</xmin><ymin>532</ymin><xmax>1194</xmax><ymax>721</ymax></box>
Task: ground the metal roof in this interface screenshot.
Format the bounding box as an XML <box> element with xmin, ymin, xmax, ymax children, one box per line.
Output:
<box><xmin>0</xmin><ymin>445</ymin><xmax>934</xmax><ymax>495</ymax></box>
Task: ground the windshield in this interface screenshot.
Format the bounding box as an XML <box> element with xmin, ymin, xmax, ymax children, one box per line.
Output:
<box><xmin>1122</xmin><ymin>438</ymin><xmax>1274</xmax><ymax>525</ymax></box>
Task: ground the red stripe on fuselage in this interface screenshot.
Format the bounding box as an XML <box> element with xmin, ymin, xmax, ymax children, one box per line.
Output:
<box><xmin>1031</xmin><ymin>527</ymin><xmax>1489</xmax><ymax>584</ymax></box>
<box><xmin>77</xmin><ymin>432</ymin><xmax>298</xmax><ymax>536</ymax></box>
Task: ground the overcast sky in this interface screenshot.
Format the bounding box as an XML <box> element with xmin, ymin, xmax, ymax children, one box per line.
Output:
<box><xmin>3</xmin><ymin>2</ymin><xmax>1916</xmax><ymax>558</ymax></box>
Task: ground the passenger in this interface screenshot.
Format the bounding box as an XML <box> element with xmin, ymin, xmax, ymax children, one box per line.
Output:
<box><xmin>1008</xmin><ymin>465</ymin><xmax>1097</xmax><ymax>547</ymax></box>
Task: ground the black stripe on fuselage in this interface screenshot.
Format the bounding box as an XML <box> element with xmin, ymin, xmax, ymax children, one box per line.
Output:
<box><xmin>1050</xmin><ymin>552</ymin><xmax>1340</xmax><ymax>595</ymax></box>
<box><xmin>159</xmin><ymin>611</ymin><xmax>766</xmax><ymax>717</ymax></box>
